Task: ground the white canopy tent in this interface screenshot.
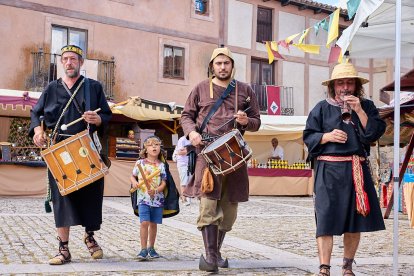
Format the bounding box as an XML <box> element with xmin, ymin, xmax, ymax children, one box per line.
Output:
<box><xmin>337</xmin><ymin>1</ymin><xmax>414</xmax><ymax>275</ymax></box>
<box><xmin>337</xmin><ymin>0</ymin><xmax>414</xmax><ymax>59</ymax></box>
<box><xmin>244</xmin><ymin>115</ymin><xmax>307</xmax><ymax>164</ymax></box>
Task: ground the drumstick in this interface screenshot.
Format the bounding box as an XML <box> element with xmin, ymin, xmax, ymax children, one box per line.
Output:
<box><xmin>217</xmin><ymin>106</ymin><xmax>251</xmax><ymax>130</ymax></box>
<box><xmin>129</xmin><ymin>169</ymin><xmax>161</xmax><ymax>193</ymax></box>
<box><xmin>60</xmin><ymin>108</ymin><xmax>101</xmax><ymax>130</ymax></box>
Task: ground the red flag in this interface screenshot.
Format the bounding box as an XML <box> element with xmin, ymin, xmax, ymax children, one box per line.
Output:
<box><xmin>267</xmin><ymin>86</ymin><xmax>281</xmax><ymax>115</ymax></box>
<box><xmin>328</xmin><ymin>46</ymin><xmax>341</xmax><ymax>64</ymax></box>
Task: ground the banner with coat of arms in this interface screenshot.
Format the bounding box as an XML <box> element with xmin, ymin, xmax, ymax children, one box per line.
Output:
<box><xmin>266</xmin><ymin>86</ymin><xmax>281</xmax><ymax>115</ymax></box>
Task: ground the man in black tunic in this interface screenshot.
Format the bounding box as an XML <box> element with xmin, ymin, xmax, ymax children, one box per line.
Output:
<box><xmin>30</xmin><ymin>45</ymin><xmax>112</xmax><ymax>265</ymax></box>
<box><xmin>303</xmin><ymin>63</ymin><xmax>386</xmax><ymax>276</ymax></box>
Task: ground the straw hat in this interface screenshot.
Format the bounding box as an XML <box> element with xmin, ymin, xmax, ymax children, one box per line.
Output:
<box><xmin>322</xmin><ymin>63</ymin><xmax>369</xmax><ymax>86</ymax></box>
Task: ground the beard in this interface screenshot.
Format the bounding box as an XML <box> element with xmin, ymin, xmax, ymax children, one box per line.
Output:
<box><xmin>214</xmin><ymin>71</ymin><xmax>232</xmax><ymax>81</ymax></box>
<box><xmin>64</xmin><ymin>66</ymin><xmax>80</xmax><ymax>78</ymax></box>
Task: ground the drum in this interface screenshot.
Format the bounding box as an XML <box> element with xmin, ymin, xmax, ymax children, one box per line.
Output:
<box><xmin>200</xmin><ymin>129</ymin><xmax>252</xmax><ymax>176</ymax></box>
<box><xmin>41</xmin><ymin>130</ymin><xmax>109</xmax><ymax>196</ymax></box>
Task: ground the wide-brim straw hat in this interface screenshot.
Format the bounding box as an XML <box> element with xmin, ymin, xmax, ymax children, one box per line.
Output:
<box><xmin>322</xmin><ymin>63</ymin><xmax>369</xmax><ymax>86</ymax></box>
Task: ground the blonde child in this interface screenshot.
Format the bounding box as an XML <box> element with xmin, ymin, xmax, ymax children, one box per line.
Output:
<box><xmin>130</xmin><ymin>136</ymin><xmax>167</xmax><ymax>261</ymax></box>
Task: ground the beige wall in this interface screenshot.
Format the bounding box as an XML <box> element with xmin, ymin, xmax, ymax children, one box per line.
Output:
<box><xmin>309</xmin><ymin>65</ymin><xmax>329</xmax><ymax>110</ymax></box>
<box><xmin>282</xmin><ymin>61</ymin><xmax>305</xmax><ymax>115</ymax></box>
<box><xmin>0</xmin><ymin>0</ymin><xmax>221</xmax><ymax>105</ymax></box>
<box><xmin>227</xmin><ymin>0</ymin><xmax>253</xmax><ymax>49</ymax></box>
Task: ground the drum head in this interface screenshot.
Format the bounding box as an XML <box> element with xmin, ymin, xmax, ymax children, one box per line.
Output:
<box><xmin>204</xmin><ymin>130</ymin><xmax>238</xmax><ymax>151</ymax></box>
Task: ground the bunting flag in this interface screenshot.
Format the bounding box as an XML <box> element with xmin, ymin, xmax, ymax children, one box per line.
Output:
<box><xmin>278</xmin><ymin>40</ymin><xmax>290</xmax><ymax>51</ymax></box>
<box><xmin>272</xmin><ymin>49</ymin><xmax>285</xmax><ymax>60</ymax></box>
<box><xmin>320</xmin><ymin>18</ymin><xmax>329</xmax><ymax>31</ymax></box>
<box><xmin>326</xmin><ymin>8</ymin><xmax>340</xmax><ymax>48</ymax></box>
<box><xmin>313</xmin><ymin>22</ymin><xmax>320</xmax><ymax>36</ymax></box>
<box><xmin>328</xmin><ymin>46</ymin><xmax>342</xmax><ymax>64</ymax></box>
<box><xmin>336</xmin><ymin>0</ymin><xmax>384</xmax><ymax>56</ymax></box>
<box><xmin>293</xmin><ymin>44</ymin><xmax>321</xmax><ymax>54</ymax></box>
<box><xmin>265</xmin><ymin>41</ymin><xmax>285</xmax><ymax>64</ymax></box>
<box><xmin>298</xmin><ymin>28</ymin><xmax>310</xmax><ymax>44</ymax></box>
<box><xmin>270</xmin><ymin>41</ymin><xmax>278</xmax><ymax>52</ymax></box>
<box><xmin>265</xmin><ymin>42</ymin><xmax>275</xmax><ymax>64</ymax></box>
<box><xmin>347</xmin><ymin>0</ymin><xmax>361</xmax><ymax>20</ymax></box>
<box><xmin>285</xmin><ymin>32</ymin><xmax>301</xmax><ymax>44</ymax></box>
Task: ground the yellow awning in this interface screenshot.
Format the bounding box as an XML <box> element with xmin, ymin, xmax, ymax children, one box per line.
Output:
<box><xmin>110</xmin><ymin>96</ymin><xmax>184</xmax><ymax>121</ymax></box>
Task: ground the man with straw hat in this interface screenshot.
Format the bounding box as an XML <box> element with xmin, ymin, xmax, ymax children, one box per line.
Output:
<box><xmin>304</xmin><ymin>62</ymin><xmax>386</xmax><ymax>276</ymax></box>
<box><xmin>181</xmin><ymin>47</ymin><xmax>261</xmax><ymax>272</ymax></box>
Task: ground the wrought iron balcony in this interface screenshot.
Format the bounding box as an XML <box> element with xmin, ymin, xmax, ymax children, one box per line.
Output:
<box><xmin>250</xmin><ymin>84</ymin><xmax>294</xmax><ymax>115</ymax></box>
<box><xmin>29</xmin><ymin>50</ymin><xmax>115</xmax><ymax>100</ymax></box>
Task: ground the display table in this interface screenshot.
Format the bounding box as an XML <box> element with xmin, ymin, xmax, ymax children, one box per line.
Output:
<box><xmin>248</xmin><ymin>168</ymin><xmax>313</xmax><ymax>196</ymax></box>
<box><xmin>0</xmin><ymin>159</ymin><xmax>180</xmax><ymax>197</ymax></box>
<box><xmin>0</xmin><ymin>162</ymin><xmax>47</xmax><ymax>196</ymax></box>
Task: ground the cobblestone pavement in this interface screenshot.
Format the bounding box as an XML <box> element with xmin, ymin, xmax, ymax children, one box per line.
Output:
<box><xmin>0</xmin><ymin>196</ymin><xmax>413</xmax><ymax>275</ymax></box>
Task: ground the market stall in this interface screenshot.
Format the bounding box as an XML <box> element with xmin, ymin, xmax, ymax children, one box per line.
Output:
<box><xmin>244</xmin><ymin>115</ymin><xmax>313</xmax><ymax>196</ymax></box>
<box><xmin>0</xmin><ymin>159</ymin><xmax>181</xmax><ymax>197</ymax></box>
<box><xmin>248</xmin><ymin>168</ymin><xmax>313</xmax><ymax>196</ymax></box>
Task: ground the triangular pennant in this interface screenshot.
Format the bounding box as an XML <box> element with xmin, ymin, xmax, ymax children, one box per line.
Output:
<box><xmin>298</xmin><ymin>28</ymin><xmax>310</xmax><ymax>44</ymax></box>
<box><xmin>313</xmin><ymin>22</ymin><xmax>321</xmax><ymax>36</ymax></box>
<box><xmin>320</xmin><ymin>18</ymin><xmax>329</xmax><ymax>32</ymax></box>
<box><xmin>326</xmin><ymin>9</ymin><xmax>340</xmax><ymax>48</ymax></box>
<box><xmin>278</xmin><ymin>40</ymin><xmax>290</xmax><ymax>51</ymax></box>
<box><xmin>270</xmin><ymin>41</ymin><xmax>279</xmax><ymax>52</ymax></box>
<box><xmin>347</xmin><ymin>0</ymin><xmax>361</xmax><ymax>20</ymax></box>
<box><xmin>265</xmin><ymin>42</ymin><xmax>275</xmax><ymax>64</ymax></box>
<box><xmin>285</xmin><ymin>32</ymin><xmax>301</xmax><ymax>44</ymax></box>
<box><xmin>293</xmin><ymin>44</ymin><xmax>321</xmax><ymax>54</ymax></box>
<box><xmin>271</xmin><ymin>49</ymin><xmax>285</xmax><ymax>60</ymax></box>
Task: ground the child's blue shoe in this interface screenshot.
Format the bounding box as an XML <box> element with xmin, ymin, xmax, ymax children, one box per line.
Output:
<box><xmin>148</xmin><ymin>247</ymin><xmax>160</xmax><ymax>259</ymax></box>
<box><xmin>137</xmin><ymin>249</ymin><xmax>148</xmax><ymax>261</ymax></box>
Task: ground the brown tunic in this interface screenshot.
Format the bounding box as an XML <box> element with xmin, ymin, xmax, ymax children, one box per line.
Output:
<box><xmin>180</xmin><ymin>79</ymin><xmax>261</xmax><ymax>202</ymax></box>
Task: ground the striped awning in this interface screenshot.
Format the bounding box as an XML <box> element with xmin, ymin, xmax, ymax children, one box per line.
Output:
<box><xmin>110</xmin><ymin>96</ymin><xmax>184</xmax><ymax>121</ymax></box>
<box><xmin>0</xmin><ymin>89</ymin><xmax>41</xmax><ymax>117</ymax></box>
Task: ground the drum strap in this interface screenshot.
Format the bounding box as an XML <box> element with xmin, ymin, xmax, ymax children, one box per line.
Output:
<box><xmin>199</xmin><ymin>79</ymin><xmax>236</xmax><ymax>133</ymax></box>
<box><xmin>51</xmin><ymin>78</ymin><xmax>85</xmax><ymax>144</ymax></box>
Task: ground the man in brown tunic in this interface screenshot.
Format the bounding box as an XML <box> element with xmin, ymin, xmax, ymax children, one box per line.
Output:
<box><xmin>181</xmin><ymin>47</ymin><xmax>260</xmax><ymax>272</ymax></box>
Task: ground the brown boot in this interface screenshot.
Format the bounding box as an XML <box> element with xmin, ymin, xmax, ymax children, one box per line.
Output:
<box><xmin>217</xmin><ymin>230</ymin><xmax>229</xmax><ymax>268</ymax></box>
<box><xmin>199</xmin><ymin>225</ymin><xmax>218</xmax><ymax>273</ymax></box>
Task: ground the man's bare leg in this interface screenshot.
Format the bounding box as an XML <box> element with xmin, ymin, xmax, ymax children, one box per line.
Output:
<box><xmin>342</xmin><ymin>232</ymin><xmax>360</xmax><ymax>275</ymax></box>
<box><xmin>57</xmin><ymin>227</ymin><xmax>70</xmax><ymax>242</ymax></box>
<box><xmin>49</xmin><ymin>227</ymin><xmax>70</xmax><ymax>264</ymax></box>
<box><xmin>317</xmin><ymin>235</ymin><xmax>333</xmax><ymax>275</ymax></box>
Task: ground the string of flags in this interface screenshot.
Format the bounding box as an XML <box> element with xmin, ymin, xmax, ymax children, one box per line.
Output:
<box><xmin>264</xmin><ymin>0</ymin><xmax>361</xmax><ymax>65</ymax></box>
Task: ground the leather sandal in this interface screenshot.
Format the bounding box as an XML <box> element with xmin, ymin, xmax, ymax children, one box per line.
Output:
<box><xmin>319</xmin><ymin>264</ymin><xmax>331</xmax><ymax>276</ymax></box>
<box><xmin>342</xmin><ymin>258</ymin><xmax>356</xmax><ymax>276</ymax></box>
<box><xmin>49</xmin><ymin>237</ymin><xmax>71</xmax><ymax>265</ymax></box>
<box><xmin>84</xmin><ymin>231</ymin><xmax>103</xmax><ymax>259</ymax></box>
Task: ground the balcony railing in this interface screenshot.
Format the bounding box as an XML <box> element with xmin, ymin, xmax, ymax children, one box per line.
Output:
<box><xmin>29</xmin><ymin>50</ymin><xmax>115</xmax><ymax>100</ymax></box>
<box><xmin>251</xmin><ymin>84</ymin><xmax>294</xmax><ymax>115</ymax></box>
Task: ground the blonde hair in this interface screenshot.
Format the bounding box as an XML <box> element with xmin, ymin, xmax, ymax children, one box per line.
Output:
<box><xmin>139</xmin><ymin>136</ymin><xmax>164</xmax><ymax>160</ymax></box>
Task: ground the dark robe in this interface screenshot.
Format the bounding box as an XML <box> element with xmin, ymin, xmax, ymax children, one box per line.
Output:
<box><xmin>180</xmin><ymin>79</ymin><xmax>261</xmax><ymax>202</ymax></box>
<box><xmin>303</xmin><ymin>98</ymin><xmax>386</xmax><ymax>237</ymax></box>
<box><xmin>29</xmin><ymin>76</ymin><xmax>112</xmax><ymax>230</ymax></box>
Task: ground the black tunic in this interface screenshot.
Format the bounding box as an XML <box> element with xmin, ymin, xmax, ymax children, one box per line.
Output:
<box><xmin>30</xmin><ymin>76</ymin><xmax>112</xmax><ymax>230</ymax></box>
<box><xmin>303</xmin><ymin>98</ymin><xmax>386</xmax><ymax>237</ymax></box>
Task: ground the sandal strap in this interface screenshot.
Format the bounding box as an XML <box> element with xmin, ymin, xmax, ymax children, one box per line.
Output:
<box><xmin>84</xmin><ymin>232</ymin><xmax>101</xmax><ymax>252</ymax></box>
<box><xmin>319</xmin><ymin>264</ymin><xmax>331</xmax><ymax>276</ymax></box>
<box><xmin>342</xmin><ymin>258</ymin><xmax>355</xmax><ymax>276</ymax></box>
